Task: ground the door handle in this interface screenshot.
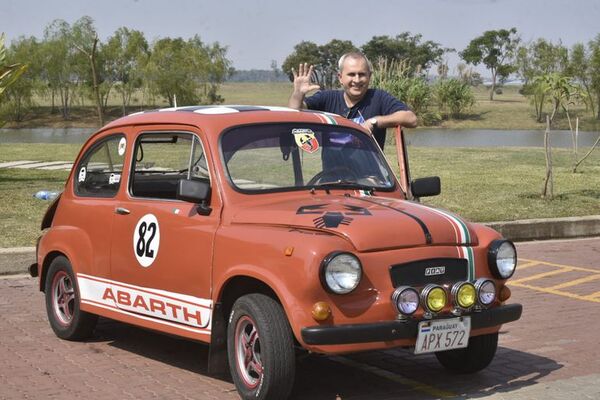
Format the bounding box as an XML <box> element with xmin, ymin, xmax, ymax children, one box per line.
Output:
<box><xmin>115</xmin><ymin>207</ymin><xmax>130</xmax><ymax>215</ymax></box>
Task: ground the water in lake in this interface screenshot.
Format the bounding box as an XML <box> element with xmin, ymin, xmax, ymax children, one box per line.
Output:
<box><xmin>0</xmin><ymin>127</ymin><xmax>599</xmax><ymax>148</ymax></box>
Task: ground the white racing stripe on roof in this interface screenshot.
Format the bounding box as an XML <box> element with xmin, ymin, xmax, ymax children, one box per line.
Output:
<box><xmin>193</xmin><ymin>107</ymin><xmax>240</xmax><ymax>114</ymax></box>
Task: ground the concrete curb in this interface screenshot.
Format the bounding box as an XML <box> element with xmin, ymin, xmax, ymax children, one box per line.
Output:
<box><xmin>1</xmin><ymin>216</ymin><xmax>599</xmax><ymax>275</ymax></box>
<box><xmin>485</xmin><ymin>215</ymin><xmax>600</xmax><ymax>242</ymax></box>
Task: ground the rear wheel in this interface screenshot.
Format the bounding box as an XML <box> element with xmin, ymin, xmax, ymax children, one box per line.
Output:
<box><xmin>45</xmin><ymin>256</ymin><xmax>97</xmax><ymax>340</ymax></box>
<box><xmin>435</xmin><ymin>332</ymin><xmax>498</xmax><ymax>373</ymax></box>
<box><xmin>227</xmin><ymin>294</ymin><xmax>295</xmax><ymax>400</ymax></box>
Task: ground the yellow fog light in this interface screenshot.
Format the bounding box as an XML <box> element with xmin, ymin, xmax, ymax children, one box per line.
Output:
<box><xmin>421</xmin><ymin>284</ymin><xmax>447</xmax><ymax>313</ymax></box>
<box><xmin>452</xmin><ymin>282</ymin><xmax>476</xmax><ymax>309</ymax></box>
<box><xmin>312</xmin><ymin>301</ymin><xmax>331</xmax><ymax>321</ymax></box>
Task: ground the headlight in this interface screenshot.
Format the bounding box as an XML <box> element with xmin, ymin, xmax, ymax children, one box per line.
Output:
<box><xmin>421</xmin><ymin>284</ymin><xmax>447</xmax><ymax>313</ymax></box>
<box><xmin>451</xmin><ymin>281</ymin><xmax>476</xmax><ymax>309</ymax></box>
<box><xmin>488</xmin><ymin>240</ymin><xmax>517</xmax><ymax>279</ymax></box>
<box><xmin>392</xmin><ymin>286</ymin><xmax>419</xmax><ymax>316</ymax></box>
<box><xmin>475</xmin><ymin>279</ymin><xmax>496</xmax><ymax>306</ymax></box>
<box><xmin>320</xmin><ymin>252</ymin><xmax>362</xmax><ymax>294</ymax></box>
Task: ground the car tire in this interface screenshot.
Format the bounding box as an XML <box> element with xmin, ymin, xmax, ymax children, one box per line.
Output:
<box><xmin>227</xmin><ymin>293</ymin><xmax>295</xmax><ymax>400</ymax></box>
<box><xmin>434</xmin><ymin>332</ymin><xmax>498</xmax><ymax>373</ymax></box>
<box><xmin>45</xmin><ymin>256</ymin><xmax>98</xmax><ymax>340</ymax></box>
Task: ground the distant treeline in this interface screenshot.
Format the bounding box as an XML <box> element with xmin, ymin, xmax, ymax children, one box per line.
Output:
<box><xmin>227</xmin><ymin>69</ymin><xmax>289</xmax><ymax>82</ymax></box>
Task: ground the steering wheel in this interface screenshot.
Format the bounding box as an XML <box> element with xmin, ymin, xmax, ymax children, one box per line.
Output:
<box><xmin>306</xmin><ymin>166</ymin><xmax>359</xmax><ymax>186</ymax></box>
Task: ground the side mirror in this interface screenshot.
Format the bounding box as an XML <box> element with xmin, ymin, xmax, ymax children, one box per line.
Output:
<box><xmin>411</xmin><ymin>176</ymin><xmax>441</xmax><ymax>198</ymax></box>
<box><xmin>177</xmin><ymin>179</ymin><xmax>212</xmax><ymax>215</ymax></box>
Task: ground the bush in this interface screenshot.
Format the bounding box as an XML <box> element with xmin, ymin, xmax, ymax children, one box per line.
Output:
<box><xmin>434</xmin><ymin>79</ymin><xmax>475</xmax><ymax>119</ymax></box>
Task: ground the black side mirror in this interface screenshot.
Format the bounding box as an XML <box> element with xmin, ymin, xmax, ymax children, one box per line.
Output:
<box><xmin>411</xmin><ymin>176</ymin><xmax>441</xmax><ymax>198</ymax></box>
<box><xmin>177</xmin><ymin>179</ymin><xmax>212</xmax><ymax>215</ymax></box>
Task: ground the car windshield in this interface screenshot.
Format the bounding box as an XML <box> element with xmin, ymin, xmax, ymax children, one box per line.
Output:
<box><xmin>221</xmin><ymin>123</ymin><xmax>396</xmax><ymax>193</ymax></box>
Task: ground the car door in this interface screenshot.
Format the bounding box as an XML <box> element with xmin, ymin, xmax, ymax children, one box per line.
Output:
<box><xmin>69</xmin><ymin>130</ymin><xmax>129</xmax><ymax>280</ymax></box>
<box><xmin>108</xmin><ymin>127</ymin><xmax>221</xmax><ymax>336</ymax></box>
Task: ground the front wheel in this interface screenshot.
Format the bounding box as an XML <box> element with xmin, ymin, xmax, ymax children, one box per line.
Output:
<box><xmin>227</xmin><ymin>294</ymin><xmax>295</xmax><ymax>400</ymax></box>
<box><xmin>44</xmin><ymin>256</ymin><xmax>97</xmax><ymax>340</ymax></box>
<box><xmin>435</xmin><ymin>332</ymin><xmax>498</xmax><ymax>373</ymax></box>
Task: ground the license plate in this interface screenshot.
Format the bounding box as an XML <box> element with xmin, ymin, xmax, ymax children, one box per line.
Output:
<box><xmin>414</xmin><ymin>317</ymin><xmax>471</xmax><ymax>354</ymax></box>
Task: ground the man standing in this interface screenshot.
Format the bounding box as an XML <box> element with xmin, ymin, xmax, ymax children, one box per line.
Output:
<box><xmin>288</xmin><ymin>52</ymin><xmax>417</xmax><ymax>149</ymax></box>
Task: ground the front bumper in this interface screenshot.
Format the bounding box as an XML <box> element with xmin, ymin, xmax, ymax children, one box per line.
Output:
<box><xmin>301</xmin><ymin>303</ymin><xmax>522</xmax><ymax>345</ymax></box>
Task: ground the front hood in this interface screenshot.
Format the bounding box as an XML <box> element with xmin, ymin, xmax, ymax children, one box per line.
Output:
<box><xmin>231</xmin><ymin>194</ymin><xmax>478</xmax><ymax>251</ymax></box>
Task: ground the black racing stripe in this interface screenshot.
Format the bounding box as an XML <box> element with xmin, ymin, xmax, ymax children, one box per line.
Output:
<box><xmin>349</xmin><ymin>196</ymin><xmax>432</xmax><ymax>244</ymax></box>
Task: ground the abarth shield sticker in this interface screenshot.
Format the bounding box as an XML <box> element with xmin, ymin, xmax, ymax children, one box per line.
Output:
<box><xmin>292</xmin><ymin>128</ymin><xmax>319</xmax><ymax>153</ymax></box>
<box><xmin>118</xmin><ymin>137</ymin><xmax>127</xmax><ymax>156</ymax></box>
<box><xmin>133</xmin><ymin>214</ymin><xmax>160</xmax><ymax>268</ymax></box>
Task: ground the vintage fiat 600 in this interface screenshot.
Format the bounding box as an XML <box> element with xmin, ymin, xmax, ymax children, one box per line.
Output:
<box><xmin>32</xmin><ymin>105</ymin><xmax>522</xmax><ymax>400</ymax></box>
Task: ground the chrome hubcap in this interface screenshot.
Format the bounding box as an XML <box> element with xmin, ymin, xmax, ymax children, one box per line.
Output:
<box><xmin>235</xmin><ymin>316</ymin><xmax>263</xmax><ymax>388</ymax></box>
<box><xmin>52</xmin><ymin>271</ymin><xmax>75</xmax><ymax>326</ymax></box>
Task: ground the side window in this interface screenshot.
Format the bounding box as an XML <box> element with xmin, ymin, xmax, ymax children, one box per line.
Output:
<box><xmin>75</xmin><ymin>134</ymin><xmax>126</xmax><ymax>197</ymax></box>
<box><xmin>130</xmin><ymin>132</ymin><xmax>209</xmax><ymax>200</ymax></box>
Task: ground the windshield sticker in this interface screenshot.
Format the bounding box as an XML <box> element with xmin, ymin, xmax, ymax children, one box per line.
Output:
<box><xmin>78</xmin><ymin>167</ymin><xmax>86</xmax><ymax>182</ymax></box>
<box><xmin>292</xmin><ymin>128</ymin><xmax>319</xmax><ymax>153</ymax></box>
<box><xmin>109</xmin><ymin>173</ymin><xmax>121</xmax><ymax>185</ymax></box>
<box><xmin>118</xmin><ymin>137</ymin><xmax>127</xmax><ymax>156</ymax></box>
<box><xmin>133</xmin><ymin>214</ymin><xmax>161</xmax><ymax>268</ymax></box>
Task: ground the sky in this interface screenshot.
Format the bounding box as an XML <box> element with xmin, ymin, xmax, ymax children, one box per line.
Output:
<box><xmin>3</xmin><ymin>0</ymin><xmax>600</xmax><ymax>77</ymax></box>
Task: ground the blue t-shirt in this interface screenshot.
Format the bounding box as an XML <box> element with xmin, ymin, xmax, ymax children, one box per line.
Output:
<box><xmin>305</xmin><ymin>88</ymin><xmax>409</xmax><ymax>149</ymax></box>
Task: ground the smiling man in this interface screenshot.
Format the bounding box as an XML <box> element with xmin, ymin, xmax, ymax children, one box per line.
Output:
<box><xmin>288</xmin><ymin>52</ymin><xmax>418</xmax><ymax>149</ymax></box>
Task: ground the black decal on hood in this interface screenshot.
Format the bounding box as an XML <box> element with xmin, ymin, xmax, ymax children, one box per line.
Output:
<box><xmin>349</xmin><ymin>196</ymin><xmax>433</xmax><ymax>244</ymax></box>
<box><xmin>314</xmin><ymin>212</ymin><xmax>353</xmax><ymax>228</ymax></box>
<box><xmin>296</xmin><ymin>203</ymin><xmax>371</xmax><ymax>228</ymax></box>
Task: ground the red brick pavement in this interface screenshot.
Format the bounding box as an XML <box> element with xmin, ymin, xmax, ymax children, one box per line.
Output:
<box><xmin>1</xmin><ymin>237</ymin><xmax>599</xmax><ymax>399</ymax></box>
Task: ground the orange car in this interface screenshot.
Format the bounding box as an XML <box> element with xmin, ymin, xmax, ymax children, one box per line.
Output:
<box><xmin>31</xmin><ymin>106</ymin><xmax>522</xmax><ymax>400</ymax></box>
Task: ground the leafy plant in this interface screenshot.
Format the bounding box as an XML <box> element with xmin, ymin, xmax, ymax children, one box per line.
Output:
<box><xmin>434</xmin><ymin>79</ymin><xmax>475</xmax><ymax>119</ymax></box>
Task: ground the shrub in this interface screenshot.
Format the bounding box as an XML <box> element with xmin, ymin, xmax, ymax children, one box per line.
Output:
<box><xmin>434</xmin><ymin>79</ymin><xmax>475</xmax><ymax>119</ymax></box>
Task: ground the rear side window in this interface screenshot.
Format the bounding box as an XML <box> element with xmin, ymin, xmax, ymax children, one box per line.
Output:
<box><xmin>74</xmin><ymin>134</ymin><xmax>126</xmax><ymax>197</ymax></box>
<box><xmin>130</xmin><ymin>132</ymin><xmax>208</xmax><ymax>200</ymax></box>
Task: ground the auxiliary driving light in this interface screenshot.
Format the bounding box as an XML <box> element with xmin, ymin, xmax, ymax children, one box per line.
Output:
<box><xmin>392</xmin><ymin>286</ymin><xmax>419</xmax><ymax>316</ymax></box>
<box><xmin>451</xmin><ymin>281</ymin><xmax>477</xmax><ymax>309</ymax></box>
<box><xmin>421</xmin><ymin>284</ymin><xmax>447</xmax><ymax>313</ymax></box>
<box><xmin>475</xmin><ymin>279</ymin><xmax>497</xmax><ymax>306</ymax></box>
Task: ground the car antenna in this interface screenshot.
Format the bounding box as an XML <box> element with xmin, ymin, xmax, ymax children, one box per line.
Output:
<box><xmin>174</xmin><ymin>94</ymin><xmax>178</xmax><ymax>109</ymax></box>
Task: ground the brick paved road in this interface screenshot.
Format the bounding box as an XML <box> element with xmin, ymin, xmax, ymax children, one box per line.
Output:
<box><xmin>1</xmin><ymin>237</ymin><xmax>599</xmax><ymax>399</ymax></box>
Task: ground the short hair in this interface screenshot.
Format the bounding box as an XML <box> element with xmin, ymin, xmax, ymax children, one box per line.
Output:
<box><xmin>338</xmin><ymin>52</ymin><xmax>373</xmax><ymax>74</ymax></box>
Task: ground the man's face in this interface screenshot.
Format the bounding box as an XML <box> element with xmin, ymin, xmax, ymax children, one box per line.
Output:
<box><xmin>338</xmin><ymin>57</ymin><xmax>371</xmax><ymax>102</ymax></box>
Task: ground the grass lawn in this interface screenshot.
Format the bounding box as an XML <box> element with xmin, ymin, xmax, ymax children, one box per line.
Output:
<box><xmin>4</xmin><ymin>82</ymin><xmax>600</xmax><ymax>132</ymax></box>
<box><xmin>1</xmin><ymin>142</ymin><xmax>599</xmax><ymax>247</ymax></box>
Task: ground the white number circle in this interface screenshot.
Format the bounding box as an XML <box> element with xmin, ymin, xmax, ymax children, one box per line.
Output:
<box><xmin>133</xmin><ymin>214</ymin><xmax>160</xmax><ymax>267</ymax></box>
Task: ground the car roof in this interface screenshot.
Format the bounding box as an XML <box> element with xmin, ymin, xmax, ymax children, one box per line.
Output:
<box><xmin>98</xmin><ymin>105</ymin><xmax>365</xmax><ymax>140</ymax></box>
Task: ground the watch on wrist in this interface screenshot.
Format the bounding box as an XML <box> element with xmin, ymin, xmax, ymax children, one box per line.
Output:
<box><xmin>369</xmin><ymin>118</ymin><xmax>378</xmax><ymax>127</ymax></box>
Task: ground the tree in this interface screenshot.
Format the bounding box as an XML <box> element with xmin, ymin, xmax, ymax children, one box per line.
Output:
<box><xmin>42</xmin><ymin>19</ymin><xmax>77</xmax><ymax>119</ymax></box>
<box><xmin>71</xmin><ymin>16</ymin><xmax>103</xmax><ymax>125</ymax></box>
<box><xmin>1</xmin><ymin>35</ymin><xmax>40</xmax><ymax>122</ymax></box>
<box><xmin>516</xmin><ymin>38</ymin><xmax>568</xmax><ymax>121</ymax></box>
<box><xmin>282</xmin><ymin>40</ymin><xmax>357</xmax><ymax>89</ymax></box>
<box><xmin>144</xmin><ymin>36</ymin><xmax>230</xmax><ymax>106</ymax></box>
<box><xmin>568</xmin><ymin>43</ymin><xmax>594</xmax><ymax>118</ymax></box>
<box><xmin>362</xmin><ymin>33</ymin><xmax>446</xmax><ymax>75</ymax></box>
<box><xmin>103</xmin><ymin>27</ymin><xmax>149</xmax><ymax>115</ymax></box>
<box><xmin>534</xmin><ymin>73</ymin><xmax>585</xmax><ymax>198</ymax></box>
<box><xmin>0</xmin><ymin>33</ymin><xmax>27</xmax><ymax>126</ymax></box>
<box><xmin>460</xmin><ymin>28</ymin><xmax>520</xmax><ymax>100</ymax></box>
<box><xmin>588</xmin><ymin>34</ymin><xmax>600</xmax><ymax>120</ymax></box>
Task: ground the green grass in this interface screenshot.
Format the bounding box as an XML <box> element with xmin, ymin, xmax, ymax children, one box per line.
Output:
<box><xmin>5</xmin><ymin>82</ymin><xmax>600</xmax><ymax>132</ymax></box>
<box><xmin>2</xmin><ymin>142</ymin><xmax>599</xmax><ymax>247</ymax></box>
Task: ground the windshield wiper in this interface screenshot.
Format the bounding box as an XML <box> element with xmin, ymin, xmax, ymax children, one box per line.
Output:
<box><xmin>309</xmin><ymin>180</ymin><xmax>376</xmax><ymax>194</ymax></box>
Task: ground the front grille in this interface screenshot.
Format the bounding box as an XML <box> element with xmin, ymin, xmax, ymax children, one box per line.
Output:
<box><xmin>389</xmin><ymin>258</ymin><xmax>468</xmax><ymax>287</ymax></box>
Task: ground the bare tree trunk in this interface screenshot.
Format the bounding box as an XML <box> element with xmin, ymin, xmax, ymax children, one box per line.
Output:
<box><xmin>573</xmin><ymin>132</ymin><xmax>600</xmax><ymax>172</ymax></box>
<box><xmin>572</xmin><ymin>117</ymin><xmax>578</xmax><ymax>171</ymax></box>
<box><xmin>542</xmin><ymin>115</ymin><xmax>553</xmax><ymax>199</ymax></box>
<box><xmin>489</xmin><ymin>70</ymin><xmax>496</xmax><ymax>101</ymax></box>
<box><xmin>75</xmin><ymin>36</ymin><xmax>103</xmax><ymax>126</ymax></box>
